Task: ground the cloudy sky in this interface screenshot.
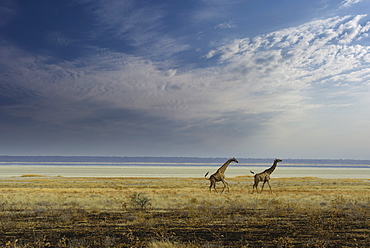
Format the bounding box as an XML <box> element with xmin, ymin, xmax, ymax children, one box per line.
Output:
<box><xmin>1</xmin><ymin>0</ymin><xmax>370</xmax><ymax>159</ymax></box>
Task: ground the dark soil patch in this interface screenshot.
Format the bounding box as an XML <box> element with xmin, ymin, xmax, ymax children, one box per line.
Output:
<box><xmin>1</xmin><ymin>208</ymin><xmax>369</xmax><ymax>247</ymax></box>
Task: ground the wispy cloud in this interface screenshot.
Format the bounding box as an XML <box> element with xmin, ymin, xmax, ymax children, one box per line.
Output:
<box><xmin>3</xmin><ymin>14</ymin><xmax>370</xmax><ymax>129</ymax></box>
<box><xmin>207</xmin><ymin>15</ymin><xmax>370</xmax><ymax>91</ymax></box>
<box><xmin>84</xmin><ymin>0</ymin><xmax>189</xmax><ymax>59</ymax></box>
<box><xmin>46</xmin><ymin>32</ymin><xmax>75</xmax><ymax>47</ymax></box>
<box><xmin>2</xmin><ymin>0</ymin><xmax>370</xmax><ymax>157</ymax></box>
<box><xmin>0</xmin><ymin>0</ymin><xmax>18</xmax><ymax>28</ymax></box>
<box><xmin>216</xmin><ymin>21</ymin><xmax>236</xmax><ymax>29</ymax></box>
<box><xmin>340</xmin><ymin>0</ymin><xmax>363</xmax><ymax>8</ymax></box>
<box><xmin>202</xmin><ymin>14</ymin><xmax>370</xmax><ymax>153</ymax></box>
<box><xmin>91</xmin><ymin>0</ymin><xmax>164</xmax><ymax>44</ymax></box>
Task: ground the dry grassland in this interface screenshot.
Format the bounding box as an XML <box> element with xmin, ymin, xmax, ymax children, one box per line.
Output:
<box><xmin>0</xmin><ymin>176</ymin><xmax>369</xmax><ymax>247</ymax></box>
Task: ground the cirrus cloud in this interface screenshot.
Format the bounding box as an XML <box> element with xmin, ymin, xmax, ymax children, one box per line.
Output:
<box><xmin>1</xmin><ymin>0</ymin><xmax>370</xmax><ymax>158</ymax></box>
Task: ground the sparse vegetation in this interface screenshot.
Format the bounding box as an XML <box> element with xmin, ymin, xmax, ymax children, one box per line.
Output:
<box><xmin>0</xmin><ymin>176</ymin><xmax>369</xmax><ymax>247</ymax></box>
<box><xmin>129</xmin><ymin>192</ymin><xmax>152</xmax><ymax>210</ymax></box>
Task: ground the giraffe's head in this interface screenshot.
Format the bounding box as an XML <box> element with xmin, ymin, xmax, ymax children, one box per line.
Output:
<box><xmin>275</xmin><ymin>158</ymin><xmax>282</xmax><ymax>163</ymax></box>
<box><xmin>231</xmin><ymin>157</ymin><xmax>239</xmax><ymax>163</ymax></box>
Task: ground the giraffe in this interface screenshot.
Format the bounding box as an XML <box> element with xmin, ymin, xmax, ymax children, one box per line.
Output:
<box><xmin>205</xmin><ymin>157</ymin><xmax>238</xmax><ymax>193</ymax></box>
<box><xmin>250</xmin><ymin>158</ymin><xmax>282</xmax><ymax>194</ymax></box>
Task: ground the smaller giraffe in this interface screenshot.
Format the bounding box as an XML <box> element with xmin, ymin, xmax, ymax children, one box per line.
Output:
<box><xmin>251</xmin><ymin>158</ymin><xmax>282</xmax><ymax>194</ymax></box>
<box><xmin>205</xmin><ymin>157</ymin><xmax>238</xmax><ymax>193</ymax></box>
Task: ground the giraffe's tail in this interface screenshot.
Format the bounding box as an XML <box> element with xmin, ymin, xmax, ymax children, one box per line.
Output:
<box><xmin>250</xmin><ymin>170</ymin><xmax>255</xmax><ymax>174</ymax></box>
<box><xmin>204</xmin><ymin>171</ymin><xmax>209</xmax><ymax>178</ymax></box>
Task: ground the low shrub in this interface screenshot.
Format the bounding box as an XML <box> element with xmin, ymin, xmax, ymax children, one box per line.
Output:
<box><xmin>129</xmin><ymin>193</ymin><xmax>152</xmax><ymax>210</ymax></box>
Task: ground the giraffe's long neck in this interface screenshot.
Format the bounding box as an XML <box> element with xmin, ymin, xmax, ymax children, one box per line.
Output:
<box><xmin>264</xmin><ymin>160</ymin><xmax>278</xmax><ymax>175</ymax></box>
<box><xmin>217</xmin><ymin>159</ymin><xmax>233</xmax><ymax>174</ymax></box>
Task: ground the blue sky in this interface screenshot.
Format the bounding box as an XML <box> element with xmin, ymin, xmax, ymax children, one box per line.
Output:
<box><xmin>1</xmin><ymin>0</ymin><xmax>370</xmax><ymax>159</ymax></box>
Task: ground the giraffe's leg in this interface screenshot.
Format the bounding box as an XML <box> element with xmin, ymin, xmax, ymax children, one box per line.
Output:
<box><xmin>261</xmin><ymin>181</ymin><xmax>266</xmax><ymax>193</ymax></box>
<box><xmin>221</xmin><ymin>180</ymin><xmax>229</xmax><ymax>193</ymax></box>
<box><xmin>225</xmin><ymin>180</ymin><xmax>229</xmax><ymax>193</ymax></box>
<box><xmin>209</xmin><ymin>177</ymin><xmax>216</xmax><ymax>193</ymax></box>
<box><xmin>210</xmin><ymin>180</ymin><xmax>217</xmax><ymax>193</ymax></box>
<box><xmin>213</xmin><ymin>182</ymin><xmax>218</xmax><ymax>193</ymax></box>
<box><xmin>267</xmin><ymin>181</ymin><xmax>272</xmax><ymax>193</ymax></box>
<box><xmin>252</xmin><ymin>181</ymin><xmax>258</xmax><ymax>194</ymax></box>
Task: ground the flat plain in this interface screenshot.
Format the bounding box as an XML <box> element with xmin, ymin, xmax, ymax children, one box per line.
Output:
<box><xmin>0</xmin><ymin>175</ymin><xmax>369</xmax><ymax>247</ymax></box>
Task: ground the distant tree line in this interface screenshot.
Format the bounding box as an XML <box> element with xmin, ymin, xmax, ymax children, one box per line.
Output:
<box><xmin>0</xmin><ymin>156</ymin><xmax>369</xmax><ymax>165</ymax></box>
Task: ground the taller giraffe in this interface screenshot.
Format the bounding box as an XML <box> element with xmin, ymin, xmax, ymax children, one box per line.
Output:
<box><xmin>205</xmin><ymin>157</ymin><xmax>238</xmax><ymax>193</ymax></box>
<box><xmin>251</xmin><ymin>158</ymin><xmax>282</xmax><ymax>194</ymax></box>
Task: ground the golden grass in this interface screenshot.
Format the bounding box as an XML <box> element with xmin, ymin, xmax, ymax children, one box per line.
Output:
<box><xmin>0</xmin><ymin>176</ymin><xmax>369</xmax><ymax>247</ymax></box>
<box><xmin>20</xmin><ymin>174</ymin><xmax>47</xmax><ymax>177</ymax></box>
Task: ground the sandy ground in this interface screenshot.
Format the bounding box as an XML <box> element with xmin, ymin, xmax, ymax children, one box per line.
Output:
<box><xmin>0</xmin><ymin>176</ymin><xmax>369</xmax><ymax>247</ymax></box>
